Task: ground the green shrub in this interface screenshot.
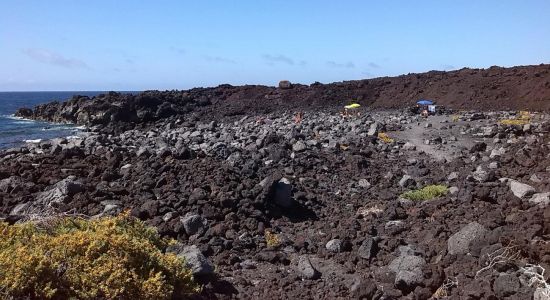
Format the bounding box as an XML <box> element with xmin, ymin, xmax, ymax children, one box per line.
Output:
<box><xmin>400</xmin><ymin>185</ymin><xmax>448</xmax><ymax>201</ymax></box>
<box><xmin>0</xmin><ymin>212</ymin><xmax>199</xmax><ymax>299</ymax></box>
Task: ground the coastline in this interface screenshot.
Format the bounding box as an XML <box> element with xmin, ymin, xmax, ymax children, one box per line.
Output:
<box><xmin>1</xmin><ymin>65</ymin><xmax>549</xmax><ymax>298</ymax></box>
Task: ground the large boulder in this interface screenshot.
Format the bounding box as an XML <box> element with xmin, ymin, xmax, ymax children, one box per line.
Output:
<box><xmin>180</xmin><ymin>214</ymin><xmax>208</xmax><ymax>236</ymax></box>
<box><xmin>278</xmin><ymin>80</ymin><xmax>292</xmax><ymax>89</ymax></box>
<box><xmin>388</xmin><ymin>246</ymin><xmax>426</xmax><ymax>292</ymax></box>
<box><xmin>35</xmin><ymin>176</ymin><xmax>84</xmax><ymax>205</ymax></box>
<box><xmin>492</xmin><ymin>273</ymin><xmax>520</xmax><ymax>298</ymax></box>
<box><xmin>296</xmin><ymin>255</ymin><xmax>320</xmax><ymax>280</ymax></box>
<box><xmin>447</xmin><ymin>222</ymin><xmax>488</xmax><ymax>255</ymax></box>
<box><xmin>176</xmin><ymin>245</ymin><xmax>214</xmax><ymax>276</ymax></box>
<box><xmin>274</xmin><ymin>177</ymin><xmax>293</xmax><ymax>208</ymax></box>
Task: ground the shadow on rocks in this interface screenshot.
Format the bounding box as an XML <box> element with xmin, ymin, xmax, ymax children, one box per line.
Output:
<box><xmin>190</xmin><ymin>275</ymin><xmax>239</xmax><ymax>300</ymax></box>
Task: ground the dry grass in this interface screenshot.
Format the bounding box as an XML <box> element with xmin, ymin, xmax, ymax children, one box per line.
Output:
<box><xmin>475</xmin><ymin>245</ymin><xmax>550</xmax><ymax>298</ymax></box>
<box><xmin>432</xmin><ymin>277</ymin><xmax>458</xmax><ymax>299</ymax></box>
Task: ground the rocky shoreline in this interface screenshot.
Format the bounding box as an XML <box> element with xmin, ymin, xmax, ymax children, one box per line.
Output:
<box><xmin>2</xmin><ymin>65</ymin><xmax>550</xmax><ymax>299</ymax></box>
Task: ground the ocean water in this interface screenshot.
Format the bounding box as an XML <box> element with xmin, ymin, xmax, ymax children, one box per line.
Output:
<box><xmin>0</xmin><ymin>91</ymin><xmax>131</xmax><ymax>149</ymax></box>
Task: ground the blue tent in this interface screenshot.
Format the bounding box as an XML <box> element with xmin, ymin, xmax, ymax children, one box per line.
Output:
<box><xmin>417</xmin><ymin>99</ymin><xmax>434</xmax><ymax>105</ymax></box>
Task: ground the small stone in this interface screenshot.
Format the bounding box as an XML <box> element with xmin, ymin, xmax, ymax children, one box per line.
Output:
<box><xmin>120</xmin><ymin>163</ymin><xmax>132</xmax><ymax>170</ymax></box>
<box><xmin>447</xmin><ymin>222</ymin><xmax>488</xmax><ymax>255</ymax></box>
<box><xmin>449</xmin><ymin>187</ymin><xmax>459</xmax><ymax>195</ymax></box>
<box><xmin>488</xmin><ymin>162</ymin><xmax>499</xmax><ymax>169</ymax></box>
<box><xmin>103</xmin><ymin>204</ymin><xmax>119</xmax><ymax>214</ymax></box>
<box><xmin>278</xmin><ymin>80</ymin><xmax>292</xmax><ymax>89</ymax></box>
<box><xmin>473</xmin><ymin>166</ymin><xmax>492</xmax><ymax>183</ymax></box>
<box><xmin>326</xmin><ymin>239</ymin><xmax>343</xmax><ymax>253</ymax></box>
<box><xmin>240</xmin><ymin>259</ymin><xmax>257</xmax><ymax>269</ymax></box>
<box><xmin>367</xmin><ymin>122</ymin><xmax>379</xmax><ymax>136</ymax></box>
<box><xmin>509</xmin><ymin>180</ymin><xmax>536</xmax><ymax>199</ymax></box>
<box><xmin>406</xmin><ymin>158</ymin><xmax>418</xmax><ymax>165</ymax></box>
<box><xmin>448</xmin><ymin>172</ymin><xmax>459</xmax><ymax>181</ymax></box>
<box><xmin>177</xmin><ymin>245</ymin><xmax>214</xmax><ymax>275</ymax></box>
<box><xmin>470</xmin><ymin>142</ymin><xmax>487</xmax><ymax>153</ymax></box>
<box><xmin>292</xmin><ymin>141</ymin><xmax>307</xmax><ymax>152</ymax></box>
<box><xmin>530</xmin><ymin>193</ymin><xmax>550</xmax><ymax>207</ymax></box>
<box><xmin>297</xmin><ymin>255</ymin><xmax>320</xmax><ymax>279</ymax></box>
<box><xmin>136</xmin><ymin>147</ymin><xmax>150</xmax><ymax>157</ymax></box>
<box><xmin>358</xmin><ymin>179</ymin><xmax>371</xmax><ymax>189</ymax></box>
<box><xmin>490</xmin><ymin>147</ymin><xmax>506</xmax><ymax>158</ymax></box>
<box><xmin>163</xmin><ymin>212</ymin><xmax>176</xmax><ymax>222</ymax></box>
<box><xmin>189</xmin><ymin>187</ymin><xmax>207</xmax><ymax>203</ymax></box>
<box><xmin>357</xmin><ymin>237</ymin><xmax>377</xmax><ymax>259</ymax></box>
<box><xmin>399</xmin><ymin>175</ymin><xmax>415</xmax><ymax>188</ymax></box>
<box><xmin>530</xmin><ymin>174</ymin><xmax>543</xmax><ymax>183</ymax></box>
<box><xmin>10</xmin><ymin>203</ymin><xmax>30</xmax><ymax>215</ymax></box>
<box><xmin>181</xmin><ymin>214</ymin><xmax>207</xmax><ymax>235</ymax></box>
<box><xmin>403</xmin><ymin>142</ymin><xmax>416</xmax><ymax>151</ymax></box>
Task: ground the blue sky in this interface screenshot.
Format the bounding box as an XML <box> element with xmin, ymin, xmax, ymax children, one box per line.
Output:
<box><xmin>1</xmin><ymin>0</ymin><xmax>549</xmax><ymax>91</ymax></box>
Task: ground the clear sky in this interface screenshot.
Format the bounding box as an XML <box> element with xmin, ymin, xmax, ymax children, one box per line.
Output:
<box><xmin>1</xmin><ymin>0</ymin><xmax>549</xmax><ymax>91</ymax></box>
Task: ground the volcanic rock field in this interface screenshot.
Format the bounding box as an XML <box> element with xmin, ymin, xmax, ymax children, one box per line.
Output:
<box><xmin>2</xmin><ymin>64</ymin><xmax>550</xmax><ymax>299</ymax></box>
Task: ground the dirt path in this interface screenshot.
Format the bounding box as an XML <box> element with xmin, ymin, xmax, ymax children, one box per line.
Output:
<box><xmin>391</xmin><ymin>115</ymin><xmax>478</xmax><ymax>162</ymax></box>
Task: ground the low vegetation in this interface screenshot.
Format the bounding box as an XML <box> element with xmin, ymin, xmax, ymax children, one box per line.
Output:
<box><xmin>377</xmin><ymin>132</ymin><xmax>394</xmax><ymax>143</ymax></box>
<box><xmin>401</xmin><ymin>184</ymin><xmax>449</xmax><ymax>201</ymax></box>
<box><xmin>0</xmin><ymin>212</ymin><xmax>199</xmax><ymax>299</ymax></box>
<box><xmin>499</xmin><ymin>111</ymin><xmax>531</xmax><ymax>126</ymax></box>
<box><xmin>265</xmin><ymin>230</ymin><xmax>281</xmax><ymax>248</ymax></box>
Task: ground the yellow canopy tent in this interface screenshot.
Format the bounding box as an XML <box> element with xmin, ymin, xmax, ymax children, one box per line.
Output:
<box><xmin>345</xmin><ymin>103</ymin><xmax>361</xmax><ymax>109</ymax></box>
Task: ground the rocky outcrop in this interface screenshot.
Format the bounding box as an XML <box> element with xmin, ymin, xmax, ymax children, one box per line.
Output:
<box><xmin>15</xmin><ymin>64</ymin><xmax>550</xmax><ymax>130</ymax></box>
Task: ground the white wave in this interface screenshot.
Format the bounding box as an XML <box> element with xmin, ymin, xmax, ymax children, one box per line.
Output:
<box><xmin>24</xmin><ymin>139</ymin><xmax>42</xmax><ymax>143</ymax></box>
<box><xmin>3</xmin><ymin>115</ymin><xmax>30</xmax><ymax>121</ymax></box>
<box><xmin>41</xmin><ymin>126</ymin><xmax>73</xmax><ymax>131</ymax></box>
<box><xmin>2</xmin><ymin>115</ymin><xmax>35</xmax><ymax>123</ymax></box>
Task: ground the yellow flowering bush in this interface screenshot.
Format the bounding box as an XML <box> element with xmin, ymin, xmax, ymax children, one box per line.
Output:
<box><xmin>500</xmin><ymin>111</ymin><xmax>531</xmax><ymax>126</ymax></box>
<box><xmin>0</xmin><ymin>213</ymin><xmax>199</xmax><ymax>299</ymax></box>
<box><xmin>377</xmin><ymin>132</ymin><xmax>394</xmax><ymax>144</ymax></box>
<box><xmin>264</xmin><ymin>230</ymin><xmax>281</xmax><ymax>248</ymax></box>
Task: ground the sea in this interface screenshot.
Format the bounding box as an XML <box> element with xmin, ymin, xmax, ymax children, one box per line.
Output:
<box><xmin>0</xmin><ymin>91</ymin><xmax>135</xmax><ymax>149</ymax></box>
